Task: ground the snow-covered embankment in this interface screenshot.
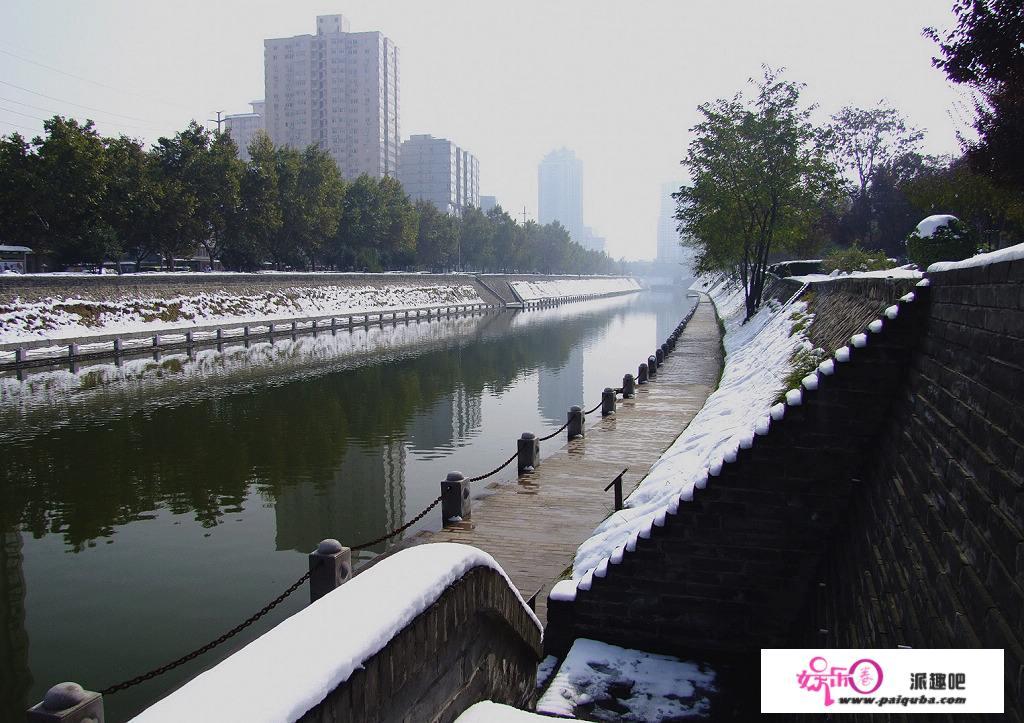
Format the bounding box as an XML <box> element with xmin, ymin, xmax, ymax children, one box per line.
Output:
<box><xmin>509</xmin><ymin>276</ymin><xmax>640</xmax><ymax>303</ymax></box>
<box><xmin>572</xmin><ymin>275</ymin><xmax>812</xmax><ymax>577</ymax></box>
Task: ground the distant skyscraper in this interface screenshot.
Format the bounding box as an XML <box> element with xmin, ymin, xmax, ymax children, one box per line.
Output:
<box><xmin>224</xmin><ymin>100</ymin><xmax>265</xmax><ymax>161</ymax></box>
<box><xmin>538</xmin><ymin>148</ymin><xmax>584</xmax><ymax>242</ymax></box>
<box><xmin>657</xmin><ymin>181</ymin><xmax>693</xmax><ymax>271</ymax></box>
<box><xmin>398</xmin><ymin>135</ymin><xmax>480</xmax><ymax>215</ymax></box>
<box><xmin>480</xmin><ymin>195</ymin><xmax>498</xmax><ymax>213</ymax></box>
<box><xmin>264</xmin><ymin>14</ymin><xmax>400</xmax><ymax>179</ymax></box>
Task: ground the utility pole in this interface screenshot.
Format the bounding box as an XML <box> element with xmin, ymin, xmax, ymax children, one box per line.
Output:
<box><xmin>208</xmin><ymin>110</ymin><xmax>226</xmax><ymax>133</ymax></box>
<box><xmin>522</xmin><ymin>206</ymin><xmax>529</xmax><ymax>225</ymax></box>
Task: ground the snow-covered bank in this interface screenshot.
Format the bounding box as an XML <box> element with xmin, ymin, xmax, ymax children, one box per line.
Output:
<box><xmin>510</xmin><ymin>276</ymin><xmax>640</xmax><ymax>302</ymax></box>
<box><xmin>132</xmin><ymin>543</ymin><xmax>539</xmax><ymax>723</ymax></box>
<box><xmin>572</xmin><ymin>275</ymin><xmax>811</xmax><ymax>577</ymax></box>
<box><xmin>0</xmin><ymin>283</ymin><xmax>483</xmax><ymax>345</ymax></box>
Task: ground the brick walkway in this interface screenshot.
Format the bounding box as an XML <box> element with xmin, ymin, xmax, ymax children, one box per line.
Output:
<box><xmin>426</xmin><ymin>295</ymin><xmax>724</xmax><ymax>623</ymax></box>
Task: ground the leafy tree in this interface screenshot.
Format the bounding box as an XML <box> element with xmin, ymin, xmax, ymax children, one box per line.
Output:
<box><xmin>376</xmin><ymin>176</ymin><xmax>418</xmax><ymax>268</ymax></box>
<box><xmin>224</xmin><ymin>132</ymin><xmax>280</xmax><ymax>270</ymax></box>
<box><xmin>0</xmin><ymin>132</ymin><xmax>43</xmax><ymax>251</ymax></box>
<box><xmin>822</xmin><ymin>244</ymin><xmax>892</xmax><ymax>273</ymax></box>
<box><xmin>150</xmin><ymin>122</ymin><xmax>212</xmax><ymax>268</ymax></box>
<box><xmin>459</xmin><ymin>206</ymin><xmax>494</xmax><ymax>271</ymax></box>
<box><xmin>906</xmin><ymin>216</ymin><xmax>976</xmax><ymax>267</ymax></box>
<box><xmin>827</xmin><ymin>105</ymin><xmax>923</xmax><ymax>246</ymax></box>
<box><xmin>32</xmin><ymin>117</ymin><xmax>119</xmax><ymax>269</ymax></box>
<box><xmin>195</xmin><ymin>131</ymin><xmax>242</xmax><ymax>269</ymax></box>
<box><xmin>104</xmin><ymin>135</ymin><xmax>162</xmax><ymax>271</ymax></box>
<box><xmin>675</xmin><ymin>68</ymin><xmax>840</xmax><ymax>319</ymax></box>
<box><xmin>926</xmin><ymin>0</ymin><xmax>1024</xmax><ymax>191</ymax></box>
<box><xmin>414</xmin><ymin>199</ymin><xmax>457</xmax><ymax>270</ymax></box>
<box><xmin>295</xmin><ymin>146</ymin><xmax>344</xmax><ymax>270</ymax></box>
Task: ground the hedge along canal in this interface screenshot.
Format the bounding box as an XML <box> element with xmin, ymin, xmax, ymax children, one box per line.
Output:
<box><xmin>0</xmin><ymin>286</ymin><xmax>694</xmax><ymax>722</ymax></box>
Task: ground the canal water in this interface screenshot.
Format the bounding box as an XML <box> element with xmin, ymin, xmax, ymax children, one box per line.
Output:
<box><xmin>0</xmin><ymin>288</ymin><xmax>694</xmax><ymax>721</ymax></box>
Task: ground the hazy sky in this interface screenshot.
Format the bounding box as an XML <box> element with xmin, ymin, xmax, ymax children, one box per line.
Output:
<box><xmin>2</xmin><ymin>1</ymin><xmax>970</xmax><ymax>260</ymax></box>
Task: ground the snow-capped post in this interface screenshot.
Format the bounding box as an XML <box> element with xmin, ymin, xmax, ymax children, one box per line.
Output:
<box><xmin>441</xmin><ymin>471</ymin><xmax>470</xmax><ymax>523</ymax></box>
<box><xmin>152</xmin><ymin>334</ymin><xmax>161</xmax><ymax>348</ymax></box>
<box><xmin>601</xmin><ymin>387</ymin><xmax>616</xmax><ymax>416</ymax></box>
<box><xmin>308</xmin><ymin>539</ymin><xmax>352</xmax><ymax>603</ymax></box>
<box><xmin>112</xmin><ymin>338</ymin><xmax>122</xmax><ymax>355</ymax></box>
<box><xmin>637</xmin><ymin>362</ymin><xmax>648</xmax><ymax>384</ymax></box>
<box><xmin>26</xmin><ymin>682</ymin><xmax>103</xmax><ymax>723</ymax></box>
<box><xmin>68</xmin><ymin>343</ymin><xmax>78</xmax><ymax>359</ymax></box>
<box><xmin>622</xmin><ymin>373</ymin><xmax>636</xmax><ymax>398</ymax></box>
<box><xmin>567</xmin><ymin>405</ymin><xmax>585</xmax><ymax>439</ymax></box>
<box><xmin>656</xmin><ymin>348</ymin><xmax>665</xmax><ymax>365</ymax></box>
<box><xmin>647</xmin><ymin>355</ymin><xmax>658</xmax><ymax>377</ymax></box>
<box><xmin>517</xmin><ymin>432</ymin><xmax>539</xmax><ymax>473</ymax></box>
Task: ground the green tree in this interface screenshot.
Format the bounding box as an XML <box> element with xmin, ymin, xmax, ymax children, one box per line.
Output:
<box><xmin>223</xmin><ymin>132</ymin><xmax>280</xmax><ymax>270</ymax></box>
<box><xmin>458</xmin><ymin>206</ymin><xmax>494</xmax><ymax>271</ymax></box>
<box><xmin>195</xmin><ymin>131</ymin><xmax>242</xmax><ymax>269</ymax></box>
<box><xmin>0</xmin><ymin>131</ymin><xmax>44</xmax><ymax>251</ymax></box>
<box><xmin>926</xmin><ymin>1</ymin><xmax>1024</xmax><ymax>192</ymax></box>
<box><xmin>675</xmin><ymin>69</ymin><xmax>840</xmax><ymax>319</ymax></box>
<box><xmin>414</xmin><ymin>200</ymin><xmax>457</xmax><ymax>269</ymax></box>
<box><xmin>32</xmin><ymin>117</ymin><xmax>120</xmax><ymax>269</ymax></box>
<box><xmin>150</xmin><ymin>122</ymin><xmax>212</xmax><ymax>268</ymax></box>
<box><xmin>104</xmin><ymin>135</ymin><xmax>162</xmax><ymax>271</ymax></box>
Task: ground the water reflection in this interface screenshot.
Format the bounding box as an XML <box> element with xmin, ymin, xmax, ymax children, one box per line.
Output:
<box><xmin>0</xmin><ymin>289</ymin><xmax>694</xmax><ymax>721</ymax></box>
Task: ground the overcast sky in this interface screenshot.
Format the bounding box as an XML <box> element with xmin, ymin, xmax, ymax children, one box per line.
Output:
<box><xmin>2</xmin><ymin>1</ymin><xmax>970</xmax><ymax>260</ymax></box>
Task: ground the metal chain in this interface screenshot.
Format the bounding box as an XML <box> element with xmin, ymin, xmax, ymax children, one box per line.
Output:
<box><xmin>538</xmin><ymin>419</ymin><xmax>571</xmax><ymax>441</ymax></box>
<box><xmin>99</xmin><ymin>303</ymin><xmax>703</xmax><ymax>696</ymax></box>
<box><xmin>350</xmin><ymin>494</ymin><xmax>443</xmax><ymax>551</ymax></box>
<box><xmin>469</xmin><ymin>452</ymin><xmax>519</xmax><ymax>483</ymax></box>
<box><xmin>100</xmin><ymin>568</ymin><xmax>313</xmax><ymax>695</ymax></box>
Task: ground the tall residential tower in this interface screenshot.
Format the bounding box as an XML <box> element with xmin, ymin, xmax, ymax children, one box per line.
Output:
<box><xmin>398</xmin><ymin>135</ymin><xmax>480</xmax><ymax>215</ymax></box>
<box><xmin>263</xmin><ymin>14</ymin><xmax>400</xmax><ymax>179</ymax></box>
<box><xmin>538</xmin><ymin>148</ymin><xmax>584</xmax><ymax>242</ymax></box>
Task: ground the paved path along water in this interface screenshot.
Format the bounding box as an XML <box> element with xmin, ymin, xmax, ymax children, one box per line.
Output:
<box><xmin>426</xmin><ymin>295</ymin><xmax>724</xmax><ymax>623</ymax></box>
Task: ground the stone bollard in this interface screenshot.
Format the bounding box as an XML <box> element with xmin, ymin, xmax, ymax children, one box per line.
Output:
<box><xmin>656</xmin><ymin>348</ymin><xmax>665</xmax><ymax>365</ymax></box>
<box><xmin>637</xmin><ymin>362</ymin><xmax>649</xmax><ymax>384</ymax></box>
<box><xmin>648</xmin><ymin>355</ymin><xmax>658</xmax><ymax>377</ymax></box>
<box><xmin>517</xmin><ymin>432</ymin><xmax>540</xmax><ymax>473</ymax></box>
<box><xmin>622</xmin><ymin>373</ymin><xmax>636</xmax><ymax>398</ymax></box>
<box><xmin>601</xmin><ymin>387</ymin><xmax>616</xmax><ymax>416</ymax></box>
<box><xmin>441</xmin><ymin>471</ymin><xmax>471</xmax><ymax>523</ymax></box>
<box><xmin>567</xmin><ymin>405</ymin><xmax>585</xmax><ymax>439</ymax></box>
<box><xmin>27</xmin><ymin>682</ymin><xmax>104</xmax><ymax>723</ymax></box>
<box><xmin>308</xmin><ymin>539</ymin><xmax>352</xmax><ymax>603</ymax></box>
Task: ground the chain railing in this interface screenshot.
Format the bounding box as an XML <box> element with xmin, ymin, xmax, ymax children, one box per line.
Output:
<box><xmin>92</xmin><ymin>296</ymin><xmax>704</xmax><ymax>698</ymax></box>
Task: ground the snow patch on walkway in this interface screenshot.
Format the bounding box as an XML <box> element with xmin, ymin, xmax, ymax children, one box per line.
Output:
<box><xmin>536</xmin><ymin>638</ymin><xmax>715</xmax><ymax>721</ymax></box>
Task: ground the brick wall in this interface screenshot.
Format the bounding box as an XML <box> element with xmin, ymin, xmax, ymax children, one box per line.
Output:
<box><xmin>300</xmin><ymin>565</ymin><xmax>541</xmax><ymax>722</ymax></box>
<box><xmin>548</xmin><ymin>263</ymin><xmax>1023</xmax><ymax>719</ymax></box>
<box><xmin>802</xmin><ymin>260</ymin><xmax>1024</xmax><ymax>721</ymax></box>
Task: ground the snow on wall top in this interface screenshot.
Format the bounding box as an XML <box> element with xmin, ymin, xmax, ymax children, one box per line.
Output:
<box><xmin>928</xmin><ymin>241</ymin><xmax>1024</xmax><ymax>273</ymax></box>
<box><xmin>573</xmin><ymin>275</ymin><xmax>811</xmax><ymax>577</ymax></box>
<box><xmin>915</xmin><ymin>214</ymin><xmax>959</xmax><ymax>239</ymax></box>
<box><xmin>791</xmin><ymin>265</ymin><xmax>922</xmax><ymax>283</ymax></box>
<box><xmin>132</xmin><ymin>543</ymin><xmax>540</xmax><ymax>723</ymax></box>
<box><xmin>509</xmin><ymin>277</ymin><xmax>640</xmax><ymax>302</ymax></box>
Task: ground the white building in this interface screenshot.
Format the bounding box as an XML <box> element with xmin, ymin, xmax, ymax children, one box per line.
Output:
<box><xmin>224</xmin><ymin>100</ymin><xmax>265</xmax><ymax>161</ymax></box>
<box><xmin>398</xmin><ymin>135</ymin><xmax>479</xmax><ymax>215</ymax></box>
<box><xmin>480</xmin><ymin>195</ymin><xmax>498</xmax><ymax>213</ymax></box>
<box><xmin>264</xmin><ymin>14</ymin><xmax>400</xmax><ymax>179</ymax></box>
<box><xmin>538</xmin><ymin>148</ymin><xmax>584</xmax><ymax>242</ymax></box>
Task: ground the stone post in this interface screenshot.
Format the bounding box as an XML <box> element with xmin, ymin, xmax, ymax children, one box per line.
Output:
<box><xmin>601</xmin><ymin>387</ymin><xmax>616</xmax><ymax>416</ymax></box>
<box><xmin>27</xmin><ymin>682</ymin><xmax>104</xmax><ymax>723</ymax></box>
<box><xmin>656</xmin><ymin>348</ymin><xmax>665</xmax><ymax>365</ymax></box>
<box><xmin>308</xmin><ymin>539</ymin><xmax>352</xmax><ymax>603</ymax></box>
<box><xmin>622</xmin><ymin>373</ymin><xmax>636</xmax><ymax>398</ymax></box>
<box><xmin>517</xmin><ymin>432</ymin><xmax>539</xmax><ymax>473</ymax></box>
<box><xmin>647</xmin><ymin>354</ymin><xmax>658</xmax><ymax>377</ymax></box>
<box><xmin>567</xmin><ymin>405</ymin><xmax>585</xmax><ymax>439</ymax></box>
<box><xmin>441</xmin><ymin>471</ymin><xmax>471</xmax><ymax>523</ymax></box>
<box><xmin>637</xmin><ymin>362</ymin><xmax>648</xmax><ymax>384</ymax></box>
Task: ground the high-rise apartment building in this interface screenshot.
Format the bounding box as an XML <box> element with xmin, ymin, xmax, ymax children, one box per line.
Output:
<box><xmin>657</xmin><ymin>181</ymin><xmax>694</xmax><ymax>272</ymax></box>
<box><xmin>263</xmin><ymin>14</ymin><xmax>400</xmax><ymax>179</ymax></box>
<box><xmin>398</xmin><ymin>134</ymin><xmax>479</xmax><ymax>215</ymax></box>
<box><xmin>224</xmin><ymin>100</ymin><xmax>265</xmax><ymax>161</ymax></box>
<box><xmin>538</xmin><ymin>148</ymin><xmax>584</xmax><ymax>242</ymax></box>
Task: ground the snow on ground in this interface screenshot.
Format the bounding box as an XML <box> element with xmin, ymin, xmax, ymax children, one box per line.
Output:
<box><xmin>132</xmin><ymin>543</ymin><xmax>540</xmax><ymax>723</ymax></box>
<box><xmin>791</xmin><ymin>264</ymin><xmax>923</xmax><ymax>283</ymax></box>
<box><xmin>573</xmin><ymin>275</ymin><xmax>810</xmax><ymax>578</ymax></box>
<box><xmin>929</xmin><ymin>241</ymin><xmax>1024</xmax><ymax>272</ymax></box>
<box><xmin>455</xmin><ymin>702</ymin><xmax>556</xmax><ymax>722</ymax></box>
<box><xmin>509</xmin><ymin>277</ymin><xmax>640</xmax><ymax>302</ymax></box>
<box><xmin>0</xmin><ymin>283</ymin><xmax>483</xmax><ymax>345</ymax></box>
<box><xmin>535</xmin><ymin>638</ymin><xmax>716</xmax><ymax>721</ymax></box>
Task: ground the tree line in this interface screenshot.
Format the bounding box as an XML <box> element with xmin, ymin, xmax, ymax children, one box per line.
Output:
<box><xmin>0</xmin><ymin>118</ymin><xmax>621</xmax><ymax>275</ymax></box>
<box><xmin>676</xmin><ymin>1</ymin><xmax>1023</xmax><ymax>319</ymax></box>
